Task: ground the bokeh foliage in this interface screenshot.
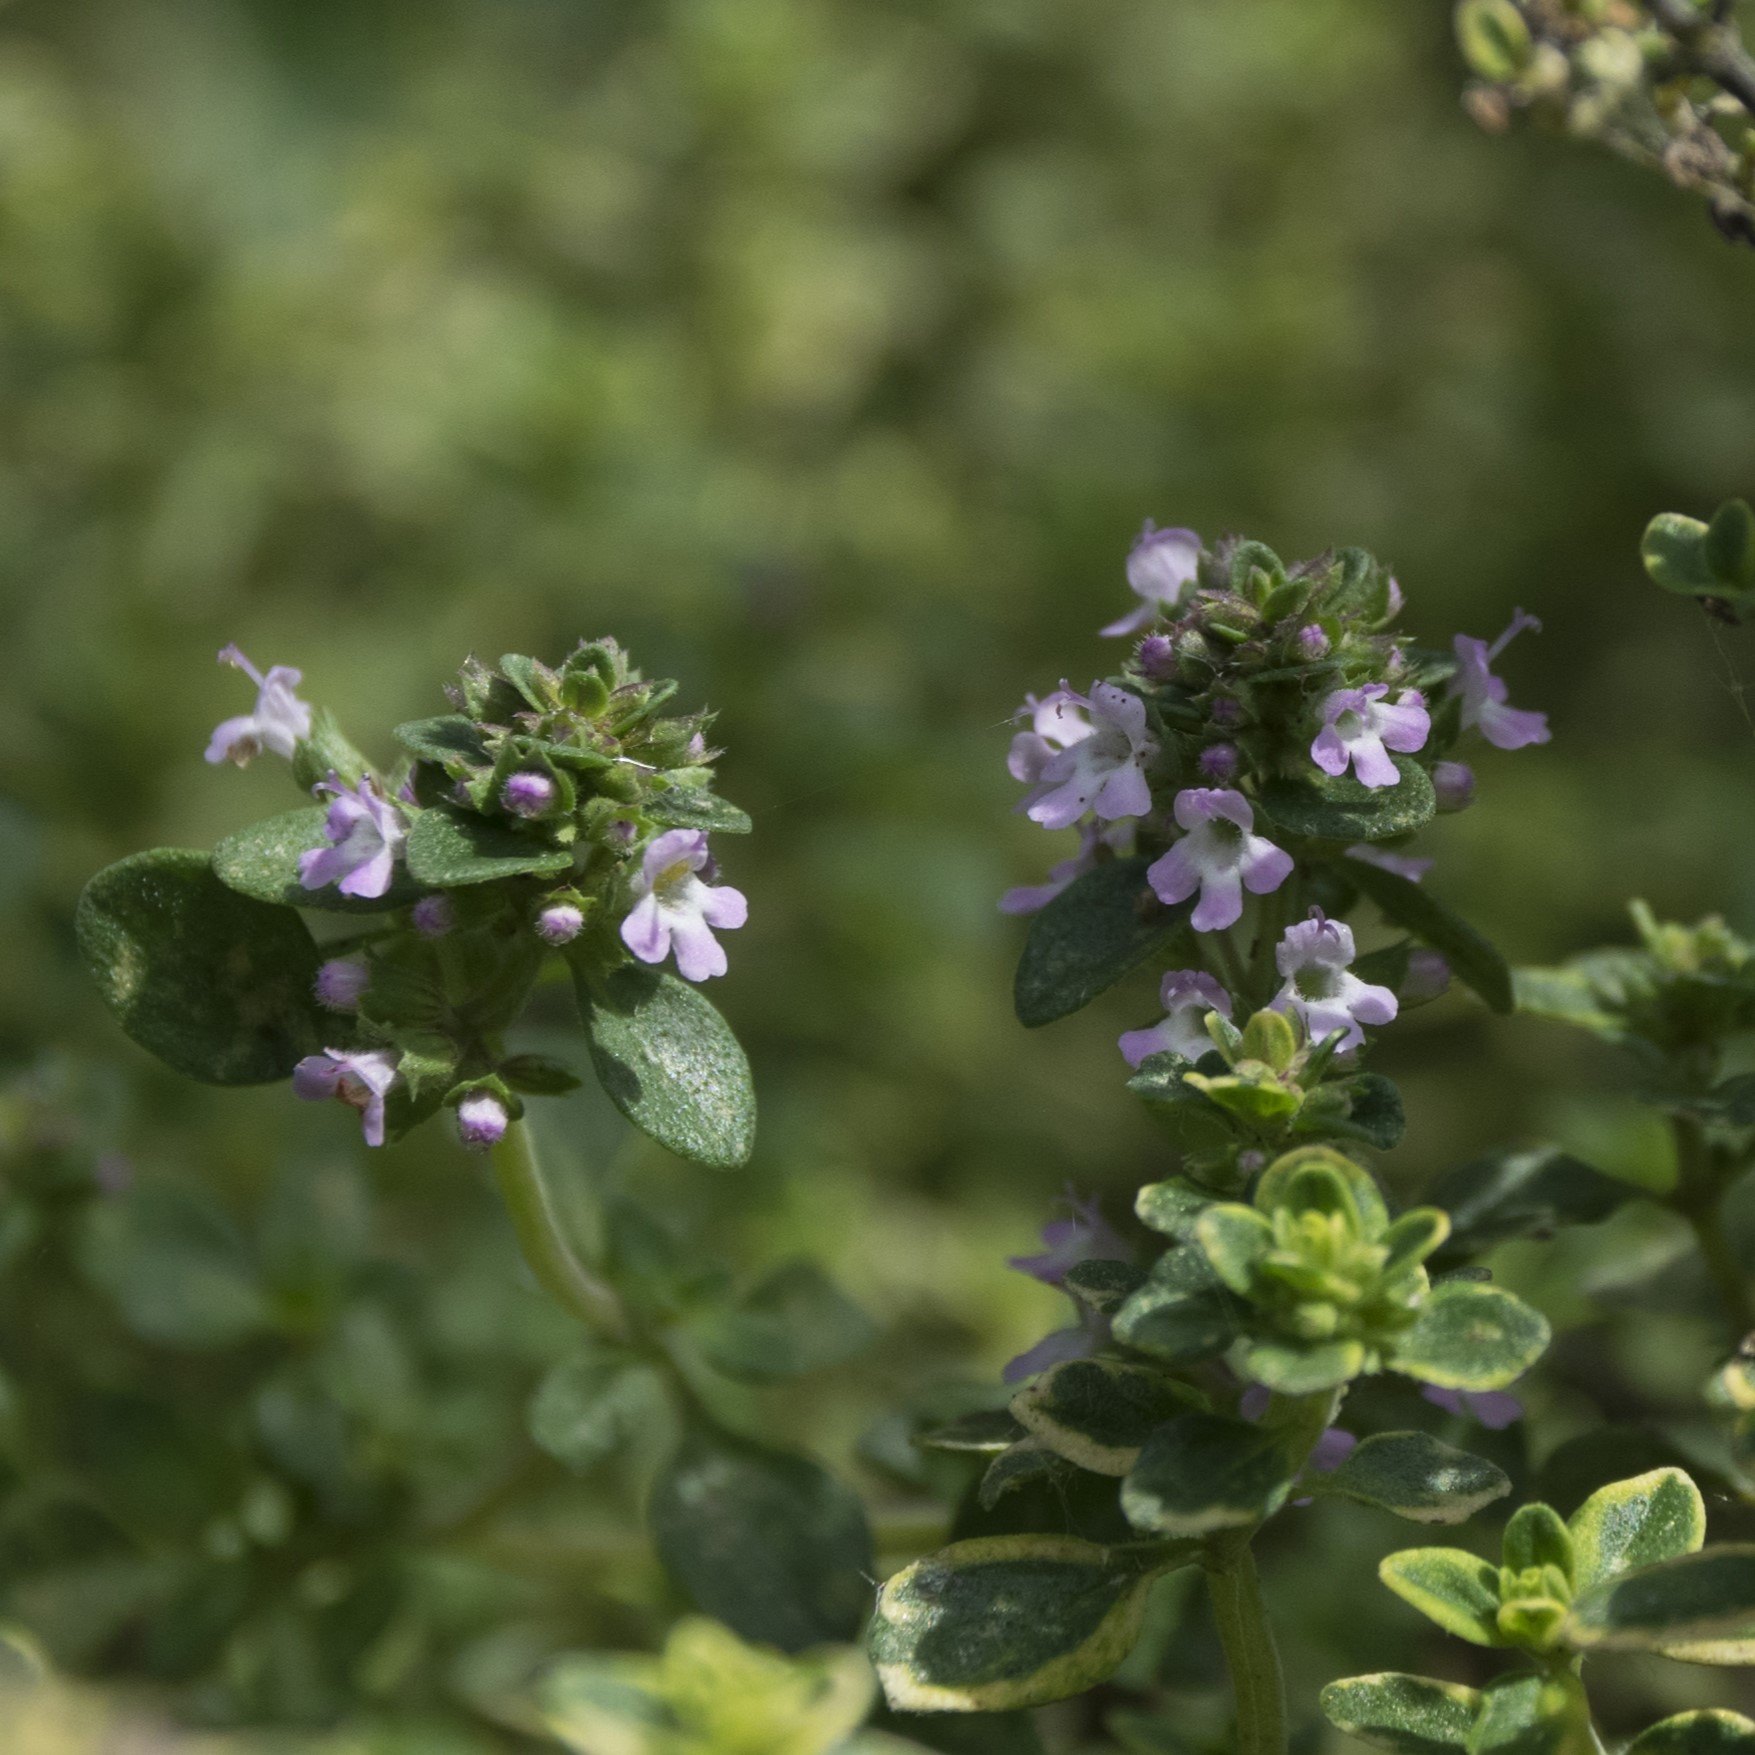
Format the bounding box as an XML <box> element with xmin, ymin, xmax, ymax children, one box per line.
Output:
<box><xmin>5</xmin><ymin>0</ymin><xmax>1755</xmax><ymax>1748</ymax></box>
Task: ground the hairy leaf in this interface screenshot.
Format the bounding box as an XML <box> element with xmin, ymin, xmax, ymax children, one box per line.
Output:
<box><xmin>1255</xmin><ymin>757</ymin><xmax>1435</xmax><ymax>845</ymax></box>
<box><xmin>1378</xmin><ymin>1547</ymin><xmax>1505</xmax><ymax>1647</ymax></box>
<box><xmin>405</xmin><ymin>805</ymin><xmax>573</xmax><ymax>885</ymax></box>
<box><xmin>212</xmin><ymin>806</ymin><xmax>427</xmax><ymax>912</ymax></box>
<box><xmin>1428</xmin><ymin>1148</ymin><xmax>1632</xmax><ymax>1262</ymax></box>
<box><xmin>1321</xmin><ymin>1672</ymin><xmax>1482</xmax><ymax>1755</ymax></box>
<box><xmin>1627</xmin><ymin>1713</ymin><xmax>1755</xmax><ymax>1755</ymax></box>
<box><xmin>1392</xmin><ymin>1283</ymin><xmax>1549</xmax><ymax>1390</ymax></box>
<box><xmin>1568</xmin><ymin>1468</ymin><xmax>1705</xmax><ymax>1596</ymax></box>
<box><xmin>1010</xmin><ymin>1360</ymin><xmax>1198</xmax><ymax>1476</ymax></box>
<box><xmin>1566</xmin><ymin>1546</ymin><xmax>1755</xmax><ymax>1650</ymax></box>
<box><xmin>1121</xmin><ymin>1412</ymin><xmax>1297</xmax><ymax>1536</ymax></box>
<box><xmin>1316</xmin><ymin>1432</ymin><xmax>1511</xmax><ymax>1525</ymax></box>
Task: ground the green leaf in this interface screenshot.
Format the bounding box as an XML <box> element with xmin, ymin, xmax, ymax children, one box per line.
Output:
<box><xmin>1469</xmin><ymin>1673</ymin><xmax>1595</xmax><ymax>1755</ymax></box>
<box><xmin>498</xmin><ymin>1052</ymin><xmax>585</xmax><ymax>1095</ymax></box>
<box><xmin>917</xmin><ymin>1409</ymin><xmax>1027</xmax><ymax>1454</ymax></box>
<box><xmin>691</xmin><ymin>1260</ymin><xmax>877</xmax><ymax>1382</ymax></box>
<box><xmin>1244</xmin><ymin>1337</ymin><xmax>1369</xmax><ymax>1395</ymax></box>
<box><xmin>1379</xmin><ymin>1547</ymin><xmax>1505</xmax><ymax>1646</ymax></box>
<box><xmin>1256</xmin><ymin>1145</ymin><xmax>1389</xmax><ymax>1233</ymax></box>
<box><xmin>979</xmin><ymin>1440</ymin><xmax>1078</xmax><ymax>1510</ymax></box>
<box><xmin>1454</xmin><ymin>0</ymin><xmax>1532</xmax><ymax>81</ymax></box>
<box><xmin>1428</xmin><ymin>1149</ymin><xmax>1632</xmax><ymax>1261</ymax></box>
<box><xmin>1321</xmin><ymin>1672</ymin><xmax>1482</xmax><ymax>1755</ymax></box>
<box><xmin>1010</xmin><ymin>1361</ymin><xmax>1198</xmax><ymax>1475</ymax></box>
<box><xmin>1121</xmin><ymin>1412</ymin><xmax>1298</xmax><ymax>1536</ymax></box>
<box><xmin>1627</xmin><ymin>1714</ymin><xmax>1755</xmax><ymax>1755</ymax></box>
<box><xmin>871</xmin><ymin>1534</ymin><xmax>1180</xmax><ymax>1712</ymax></box>
<box><xmin>1504</xmin><ymin>1504</ymin><xmax>1574</xmax><ymax>1580</ymax></box>
<box><xmin>1194</xmin><ymin>1204</ymin><xmax>1273</xmax><ymax>1293</ymax></box>
<box><xmin>1392</xmin><ymin>1283</ymin><xmax>1549</xmax><ymax>1391</ymax></box>
<box><xmin>1014</xmin><ymin>858</ymin><xmax>1190</xmax><ymax>1028</ymax></box>
<box><xmin>1341</xmin><ymin>858</ymin><xmax>1512</xmax><ymax>1014</ymax></box>
<box><xmin>1112</xmin><ymin>1249</ymin><xmax>1243</xmax><ymax>1365</ymax></box>
<box><xmin>1062</xmin><ymin>1258</ymin><xmax>1149</xmax><ymax>1317</ymax></box>
<box><xmin>1568</xmin><ymin>1468</ymin><xmax>1705</xmax><ymax>1596</ymax></box>
<box><xmin>212</xmin><ymin>807</ymin><xmax>426</xmax><ymax>913</ymax></box>
<box><xmin>1135</xmin><ymin>1178</ymin><xmax>1214</xmax><ymax>1240</ymax></box>
<box><xmin>1256</xmin><ymin>757</ymin><xmax>1435</xmax><ymax>845</ymax></box>
<box><xmin>1706</xmin><ymin>500</ymin><xmax>1755</xmax><ymax>589</ymax></box>
<box><xmin>573</xmin><ymin>963</ymin><xmax>756</xmax><ymax>1169</ymax></box>
<box><xmin>1566</xmin><ymin>1547</ymin><xmax>1755</xmax><ymax>1650</ymax></box>
<box><xmin>77</xmin><ymin>850</ymin><xmax>326</xmax><ymax>1085</ymax></box>
<box><xmin>527</xmin><ymin>1352</ymin><xmax>657</xmax><ymax>1472</ymax></box>
<box><xmin>1318</xmin><ymin>1073</ymin><xmax>1407</xmax><ymax>1150</ymax></box>
<box><xmin>404</xmin><ymin>806</ymin><xmax>574</xmax><ymax>886</ymax></box>
<box><xmin>393</xmin><ymin>714</ymin><xmax>489</xmax><ymax>768</ymax></box>
<box><xmin>644</xmin><ymin>784</ymin><xmax>754</xmax><ymax>835</ymax></box>
<box><xmin>1642</xmin><ymin>513</ymin><xmax>1718</xmax><ymax>598</ymax></box>
<box><xmin>1316</xmin><ymin>1433</ymin><xmax>1511</xmax><ymax>1525</ymax></box>
<box><xmin>649</xmin><ymin>1424</ymin><xmax>872</xmax><ymax>1652</ymax></box>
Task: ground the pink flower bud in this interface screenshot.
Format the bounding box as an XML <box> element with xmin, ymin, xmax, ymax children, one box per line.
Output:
<box><xmin>1296</xmin><ymin>624</ymin><xmax>1330</xmax><ymax>659</ymax></box>
<box><xmin>456</xmin><ymin>1092</ymin><xmax>509</xmax><ymax>1152</ymax></box>
<box><xmin>1137</xmin><ymin>633</ymin><xmax>1177</xmax><ymax>679</ymax></box>
<box><xmin>314</xmin><ymin>959</ymin><xmax>369</xmax><ymax>1011</ymax></box>
<box><xmin>538</xmin><ymin>902</ymin><xmax>585</xmax><ymax>946</ymax></box>
<box><xmin>502</xmin><ymin>771</ymin><xmax>557</xmax><ymax>818</ymax></box>
<box><xmin>1197</xmin><ymin>743</ymin><xmax>1240</xmax><ymax>783</ymax></box>
<box><xmin>412</xmin><ymin>895</ymin><xmax>455</xmax><ymax>939</ymax></box>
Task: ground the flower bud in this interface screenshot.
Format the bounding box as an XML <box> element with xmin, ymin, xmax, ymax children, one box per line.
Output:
<box><xmin>456</xmin><ymin>1092</ymin><xmax>509</xmax><ymax>1152</ymax></box>
<box><xmin>1198</xmin><ymin>742</ymin><xmax>1240</xmax><ymax>783</ymax></box>
<box><xmin>537</xmin><ymin>902</ymin><xmax>585</xmax><ymax>946</ymax></box>
<box><xmin>314</xmin><ymin>958</ymin><xmax>369</xmax><ymax>1011</ymax></box>
<box><xmin>502</xmin><ymin>771</ymin><xmax>558</xmax><ymax>818</ymax></box>
<box><xmin>1209</xmin><ymin>696</ymin><xmax>1245</xmax><ymax>730</ymax></box>
<box><xmin>411</xmin><ymin>895</ymin><xmax>455</xmax><ymax>939</ymax></box>
<box><xmin>1296</xmin><ymin>624</ymin><xmax>1330</xmax><ymax>659</ymax></box>
<box><xmin>1433</xmin><ymin>760</ymin><xmax>1476</xmax><ymax>812</ymax></box>
<box><xmin>1137</xmin><ymin>633</ymin><xmax>1177</xmax><ymax>680</ymax></box>
<box><xmin>1403</xmin><ymin>948</ymin><xmax>1452</xmax><ymax>1004</ymax></box>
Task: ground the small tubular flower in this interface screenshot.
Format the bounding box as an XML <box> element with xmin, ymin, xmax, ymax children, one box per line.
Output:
<box><xmin>620</xmin><ymin>829</ymin><xmax>748</xmax><ymax>981</ymax></box>
<box><xmin>1449</xmin><ymin>610</ymin><xmax>1551</xmax><ymax>750</ymax></box>
<box><xmin>1119</xmin><ymin>970</ymin><xmax>1232</xmax><ymax>1068</ymax></box>
<box><xmin>537</xmin><ymin>901</ymin><xmax>586</xmax><ymax>945</ymax></box>
<box><xmin>1271</xmin><ymin>909</ymin><xmax>1397</xmax><ymax>1053</ymax></box>
<box><xmin>1310</xmin><ymin>684</ymin><xmax>1430</xmax><ymax>788</ymax></box>
<box><xmin>502</xmin><ymin>771</ymin><xmax>558</xmax><ymax>818</ymax></box>
<box><xmin>1146</xmin><ymin>788</ymin><xmax>1293</xmax><ymax>932</ymax></box>
<box><xmin>1102</xmin><ymin>522</ymin><xmax>1202</xmax><ymax>636</ymax></box>
<box><xmin>292</xmin><ymin>1048</ymin><xmax>399</xmax><ymax>1148</ymax></box>
<box><xmin>1007</xmin><ymin>690</ymin><xmax>1093</xmax><ymax>787</ymax></box>
<box><xmin>1025</xmin><ymin>682</ymin><xmax>1158</xmax><ymax>829</ymax></box>
<box><xmin>205</xmin><ymin>645</ymin><xmax>312</xmax><ymax>767</ymax></box>
<box><xmin>1000</xmin><ymin>820</ymin><xmax>1133</xmax><ymax>916</ymax></box>
<box><xmin>298</xmin><ymin>774</ymin><xmax>407</xmax><ymax>900</ymax></box>
<box><xmin>456</xmin><ymin>1092</ymin><xmax>510</xmax><ymax>1152</ymax></box>
<box><xmin>1002</xmin><ymin>1192</ymin><xmax>1132</xmax><ymax>1384</ymax></box>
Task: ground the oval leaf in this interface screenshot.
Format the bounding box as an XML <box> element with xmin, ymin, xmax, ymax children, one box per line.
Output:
<box><xmin>1316</xmin><ymin>1432</ymin><xmax>1511</xmax><ymax>1525</ymax></box>
<box><xmin>1392</xmin><ymin>1282</ymin><xmax>1549</xmax><ymax>1391</ymax></box>
<box><xmin>1340</xmin><ymin>857</ymin><xmax>1512</xmax><ymax>1014</ymax></box>
<box><xmin>1256</xmin><ymin>757</ymin><xmax>1435</xmax><ymax>845</ymax></box>
<box><xmin>1009</xmin><ymin>1360</ymin><xmax>1198</xmax><ymax>1476</ymax></box>
<box><xmin>1014</xmin><ymin>857</ymin><xmax>1190</xmax><ymax>1028</ymax></box>
<box><xmin>1569</xmin><ymin>1467</ymin><xmax>1705</xmax><ymax>1596</ymax></box>
<box><xmin>650</xmin><ymin>1424</ymin><xmax>872</xmax><ymax>1652</ymax></box>
<box><xmin>1641</xmin><ymin>513</ymin><xmax>1717</xmax><ymax>597</ymax></box>
<box><xmin>1565</xmin><ymin>1546</ymin><xmax>1755</xmax><ymax>1650</ymax></box>
<box><xmin>1628</xmin><ymin>1714</ymin><xmax>1755</xmax><ymax>1755</ymax></box>
<box><xmin>405</xmin><ymin>806</ymin><xmax>574</xmax><ymax>886</ymax></box>
<box><xmin>1121</xmin><ymin>1412</ymin><xmax>1297</xmax><ymax>1537</ymax></box>
<box><xmin>871</xmin><ymin>1534</ymin><xmax>1177</xmax><ymax>1712</ymax></box>
<box><xmin>527</xmin><ymin>1352</ymin><xmax>656</xmax><ymax>1473</ymax></box>
<box><xmin>691</xmin><ymin>1261</ymin><xmax>876</xmax><ymax>1382</ymax></box>
<box><xmin>1378</xmin><ymin>1547</ymin><xmax>1505</xmax><ymax>1647</ymax></box>
<box><xmin>574</xmin><ymin>964</ymin><xmax>756</xmax><ymax>1169</ymax></box>
<box><xmin>1321</xmin><ymin>1672</ymin><xmax>1482</xmax><ymax>1755</ymax></box>
<box><xmin>78</xmin><ymin>850</ymin><xmax>325</xmax><ymax>1085</ymax></box>
<box><xmin>212</xmin><ymin>806</ymin><xmax>426</xmax><ymax>912</ymax></box>
<box><xmin>644</xmin><ymin>784</ymin><xmax>753</xmax><ymax>835</ymax></box>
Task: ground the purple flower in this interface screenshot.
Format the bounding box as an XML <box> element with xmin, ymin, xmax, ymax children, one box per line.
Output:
<box><xmin>1297</xmin><ymin>624</ymin><xmax>1331</xmax><ymax>660</ymax></box>
<box><xmin>620</xmin><ymin>829</ymin><xmax>748</xmax><ymax>981</ymax></box>
<box><xmin>1432</xmin><ymin>760</ymin><xmax>1476</xmax><ymax>812</ymax></box>
<box><xmin>1146</xmin><ymin>789</ymin><xmax>1294</xmax><ymax>933</ymax></box>
<box><xmin>1119</xmin><ymin>970</ymin><xmax>1232</xmax><ymax>1068</ymax></box>
<box><xmin>1002</xmin><ymin>1321</ymin><xmax>1106</xmax><ymax>1384</ymax></box>
<box><xmin>1386</xmin><ymin>577</ymin><xmax>1405</xmax><ymax>619</ymax></box>
<box><xmin>1209</xmin><ymin>697</ymin><xmax>1245</xmax><ymax>730</ymax></box>
<box><xmin>1449</xmin><ymin>611</ymin><xmax>1550</xmax><ymax>751</ymax></box>
<box><xmin>1007</xmin><ymin>690</ymin><xmax>1094</xmax><ymax>787</ymax></box>
<box><xmin>1024</xmin><ymin>683</ymin><xmax>1158</xmax><ymax>829</ymax></box>
<box><xmin>314</xmin><ymin>959</ymin><xmax>369</xmax><ymax>1011</ymax></box>
<box><xmin>1137</xmin><ymin>633</ymin><xmax>1177</xmax><ymax>680</ymax></box>
<box><xmin>1000</xmin><ymin>820</ymin><xmax>1134</xmax><ymax>916</ymax></box>
<box><xmin>204</xmin><ymin>645</ymin><xmax>312</xmax><ymax>767</ymax></box>
<box><xmin>1103</xmin><ymin>522</ymin><xmax>1202</xmax><ymax>636</ymax></box>
<box><xmin>298</xmin><ymin>774</ymin><xmax>407</xmax><ymax>900</ymax></box>
<box><xmin>456</xmin><ymin>1092</ymin><xmax>509</xmax><ymax>1152</ymax></box>
<box><xmin>1198</xmin><ymin>743</ymin><xmax>1240</xmax><ymax>783</ymax></box>
<box><xmin>1344</xmin><ymin>843</ymin><xmax>1432</xmax><ymax>883</ymax></box>
<box><xmin>292</xmin><ymin>1048</ymin><xmax>399</xmax><ymax>1148</ymax></box>
<box><xmin>537</xmin><ymin>901</ymin><xmax>586</xmax><ymax>946</ymax></box>
<box><xmin>412</xmin><ymin>895</ymin><xmax>455</xmax><ymax>939</ymax></box>
<box><xmin>1422</xmin><ymin>1385</ymin><xmax>1523</xmax><ymax>1429</ymax></box>
<box><xmin>503</xmin><ymin>771</ymin><xmax>558</xmax><ymax>818</ymax></box>
<box><xmin>1271</xmin><ymin>909</ymin><xmax>1397</xmax><ymax>1053</ymax></box>
<box><xmin>1311</xmin><ymin>685</ymin><xmax>1430</xmax><ymax>788</ymax></box>
<box><xmin>1009</xmin><ymin>1191</ymin><xmax>1133</xmax><ymax>1286</ymax></box>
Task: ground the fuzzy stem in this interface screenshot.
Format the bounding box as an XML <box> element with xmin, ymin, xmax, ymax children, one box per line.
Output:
<box><xmin>491</xmin><ymin>1118</ymin><xmax>631</xmax><ymax>1344</ymax></box>
<box><xmin>1206</xmin><ymin>1536</ymin><xmax>1287</xmax><ymax>1755</ymax></box>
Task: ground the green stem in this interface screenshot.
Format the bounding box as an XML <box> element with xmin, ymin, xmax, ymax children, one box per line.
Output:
<box><xmin>491</xmin><ymin>1118</ymin><xmax>631</xmax><ymax>1344</ymax></box>
<box><xmin>1205</xmin><ymin>1535</ymin><xmax>1287</xmax><ymax>1755</ymax></box>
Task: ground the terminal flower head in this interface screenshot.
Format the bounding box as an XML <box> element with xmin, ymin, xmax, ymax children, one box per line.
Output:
<box><xmin>1000</xmin><ymin>820</ymin><xmax>1133</xmax><ymax>916</ymax></box>
<box><xmin>1271</xmin><ymin>909</ymin><xmax>1397</xmax><ymax>1053</ymax></box>
<box><xmin>1119</xmin><ymin>970</ymin><xmax>1232</xmax><ymax>1068</ymax></box>
<box><xmin>298</xmin><ymin>774</ymin><xmax>407</xmax><ymax>900</ymax></box>
<box><xmin>293</xmin><ymin>1047</ymin><xmax>399</xmax><ymax>1148</ymax></box>
<box><xmin>1311</xmin><ymin>685</ymin><xmax>1429</xmax><ymax>788</ymax></box>
<box><xmin>1146</xmin><ymin>788</ymin><xmax>1293</xmax><ymax>933</ymax></box>
<box><xmin>1450</xmin><ymin>610</ymin><xmax>1551</xmax><ymax>750</ymax></box>
<box><xmin>1103</xmin><ymin>522</ymin><xmax>1202</xmax><ymax>636</ymax></box>
<box><xmin>205</xmin><ymin>645</ymin><xmax>312</xmax><ymax>767</ymax></box>
<box><xmin>621</xmin><ymin>829</ymin><xmax>748</xmax><ymax>982</ymax></box>
<box><xmin>1025</xmin><ymin>682</ymin><xmax>1158</xmax><ymax>829</ymax></box>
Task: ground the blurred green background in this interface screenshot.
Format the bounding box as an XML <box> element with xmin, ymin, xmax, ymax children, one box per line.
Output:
<box><xmin>4</xmin><ymin>0</ymin><xmax>1755</xmax><ymax>1748</ymax></box>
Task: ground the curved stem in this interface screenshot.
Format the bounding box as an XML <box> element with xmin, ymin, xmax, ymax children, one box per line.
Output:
<box><xmin>1206</xmin><ymin>1536</ymin><xmax>1286</xmax><ymax>1755</ymax></box>
<box><xmin>491</xmin><ymin>1118</ymin><xmax>631</xmax><ymax>1344</ymax></box>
